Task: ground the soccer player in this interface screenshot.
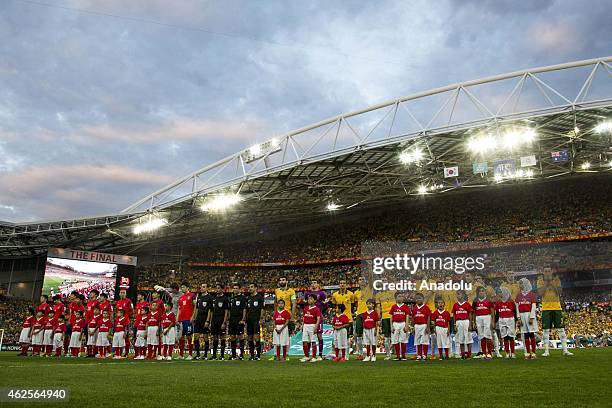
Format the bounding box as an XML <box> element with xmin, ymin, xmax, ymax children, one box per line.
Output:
<box><xmin>331</xmin><ymin>279</ymin><xmax>354</xmax><ymax>358</ymax></box>
<box><xmin>86</xmin><ymin>306</ymin><xmax>100</xmax><ymax>358</ymax></box>
<box><xmin>228</xmin><ymin>283</ymin><xmax>247</xmax><ymax>360</ymax></box>
<box><xmin>245</xmin><ymin>283</ymin><xmax>264</xmax><ymax>360</ymax></box>
<box><xmin>69</xmin><ymin>310</ymin><xmax>85</xmax><ymax>357</ymax></box>
<box><xmin>53</xmin><ymin>314</ymin><xmax>66</xmax><ymax>357</ymax></box>
<box><xmin>353</xmin><ymin>277</ymin><xmax>373</xmax><ymax>361</ymax></box>
<box><xmin>516</xmin><ymin>277</ymin><xmax>538</xmax><ymax>359</ymax></box>
<box><xmin>42</xmin><ymin>309</ymin><xmax>56</xmax><ymax>356</ymax></box>
<box><xmin>146</xmin><ymin>301</ymin><xmax>163</xmax><ymax>359</ymax></box>
<box><xmin>411</xmin><ymin>293</ymin><xmax>432</xmax><ymax>360</ymax></box>
<box><xmin>30</xmin><ymin>309</ymin><xmax>45</xmax><ymax>356</ymax></box>
<box><xmin>85</xmin><ymin>290</ymin><xmax>99</xmax><ymax>325</ymax></box>
<box><xmin>275</xmin><ymin>277</ymin><xmax>297</xmax><ymax>334</ymax></box>
<box><xmin>66</xmin><ymin>292</ymin><xmax>85</xmax><ymax>355</ymax></box>
<box><xmin>52</xmin><ymin>295</ymin><xmax>65</xmax><ymax>319</ymax></box>
<box><xmin>473</xmin><ymin>286</ymin><xmax>494</xmax><ymax>360</ymax></box>
<box><xmin>332</xmin><ymin>304</ymin><xmax>350</xmax><ymax>362</ymax></box>
<box><xmin>134</xmin><ymin>306</ymin><xmax>148</xmax><ymax>360</ymax></box>
<box><xmin>177</xmin><ymin>282</ymin><xmax>196</xmax><ymax>360</ymax></box>
<box><xmin>273</xmin><ymin>299</ymin><xmax>291</xmax><ymax>361</ymax></box>
<box><xmin>432</xmin><ymin>300</ymin><xmax>451</xmax><ymax>360</ymax></box>
<box><xmin>452</xmin><ymin>290</ymin><xmax>473</xmax><ymax>359</ymax></box>
<box><xmin>193</xmin><ymin>283</ymin><xmax>213</xmax><ymax>360</ymax></box>
<box><xmin>115</xmin><ymin>289</ymin><xmax>133</xmax><ymax>357</ymax></box>
<box><xmin>304</xmin><ymin>279</ymin><xmax>327</xmax><ymax>360</ymax></box>
<box><xmin>300</xmin><ymin>293</ymin><xmax>322</xmax><ymax>363</ymax></box>
<box><xmin>208</xmin><ymin>283</ymin><xmax>230</xmax><ymax>360</ymax></box>
<box><xmin>18</xmin><ymin>307</ymin><xmax>35</xmax><ymax>356</ymax></box>
<box><xmin>112</xmin><ymin>309</ymin><xmax>129</xmax><ymax>359</ymax></box>
<box><xmin>377</xmin><ymin>292</ymin><xmax>395</xmax><ymax>360</ymax></box>
<box><xmin>389</xmin><ymin>292</ymin><xmax>410</xmax><ymax>361</ymax></box>
<box><xmin>362</xmin><ymin>299</ymin><xmax>379</xmax><ymax>362</ymax></box>
<box><xmin>36</xmin><ymin>294</ymin><xmax>52</xmax><ymax>317</ymax></box>
<box><xmin>96</xmin><ymin>309</ymin><xmax>113</xmax><ymax>358</ymax></box>
<box><xmin>538</xmin><ymin>269</ymin><xmax>573</xmax><ymax>356</ymax></box>
<box><xmin>161</xmin><ymin>302</ymin><xmax>177</xmax><ymax>361</ymax></box>
<box><xmin>97</xmin><ymin>292</ymin><xmax>114</xmax><ymax>319</ymax></box>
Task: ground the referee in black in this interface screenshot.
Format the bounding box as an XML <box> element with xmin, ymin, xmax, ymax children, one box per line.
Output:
<box><xmin>193</xmin><ymin>283</ymin><xmax>213</xmax><ymax>360</ymax></box>
<box><xmin>246</xmin><ymin>283</ymin><xmax>264</xmax><ymax>360</ymax></box>
<box><xmin>207</xmin><ymin>283</ymin><xmax>229</xmax><ymax>360</ymax></box>
<box><xmin>228</xmin><ymin>283</ymin><xmax>247</xmax><ymax>360</ymax></box>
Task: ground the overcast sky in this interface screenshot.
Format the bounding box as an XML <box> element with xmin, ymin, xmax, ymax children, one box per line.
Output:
<box><xmin>1</xmin><ymin>0</ymin><xmax>610</xmax><ymax>222</ymax></box>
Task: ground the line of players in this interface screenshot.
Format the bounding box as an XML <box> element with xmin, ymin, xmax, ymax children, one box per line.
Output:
<box><xmin>17</xmin><ymin>270</ymin><xmax>573</xmax><ymax>361</ymax></box>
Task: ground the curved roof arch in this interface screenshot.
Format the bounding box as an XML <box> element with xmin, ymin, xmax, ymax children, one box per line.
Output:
<box><xmin>123</xmin><ymin>56</ymin><xmax>612</xmax><ymax>214</ymax></box>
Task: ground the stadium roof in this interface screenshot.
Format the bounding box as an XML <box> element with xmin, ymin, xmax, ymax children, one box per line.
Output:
<box><xmin>1</xmin><ymin>56</ymin><xmax>611</xmax><ymax>258</ymax></box>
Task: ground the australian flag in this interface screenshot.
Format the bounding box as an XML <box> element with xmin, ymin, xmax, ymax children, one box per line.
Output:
<box><xmin>551</xmin><ymin>150</ymin><xmax>569</xmax><ymax>163</ymax></box>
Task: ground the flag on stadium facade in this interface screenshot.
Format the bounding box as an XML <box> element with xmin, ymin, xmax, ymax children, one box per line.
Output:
<box><xmin>472</xmin><ymin>162</ymin><xmax>488</xmax><ymax>174</ymax></box>
<box><xmin>444</xmin><ymin>166</ymin><xmax>459</xmax><ymax>177</ymax></box>
<box><xmin>493</xmin><ymin>159</ymin><xmax>516</xmax><ymax>177</ymax></box>
<box><xmin>520</xmin><ymin>155</ymin><xmax>537</xmax><ymax>167</ymax></box>
<box><xmin>551</xmin><ymin>149</ymin><xmax>569</xmax><ymax>162</ymax></box>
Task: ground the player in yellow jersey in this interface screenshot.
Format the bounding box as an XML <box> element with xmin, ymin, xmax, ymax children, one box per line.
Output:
<box><xmin>377</xmin><ymin>290</ymin><xmax>395</xmax><ymax>360</ymax></box>
<box><xmin>274</xmin><ymin>277</ymin><xmax>297</xmax><ymax>333</ymax></box>
<box><xmin>331</xmin><ymin>279</ymin><xmax>354</xmax><ymax>358</ymax></box>
<box><xmin>353</xmin><ymin>277</ymin><xmax>373</xmax><ymax>360</ymax></box>
<box><xmin>537</xmin><ymin>269</ymin><xmax>573</xmax><ymax>356</ymax></box>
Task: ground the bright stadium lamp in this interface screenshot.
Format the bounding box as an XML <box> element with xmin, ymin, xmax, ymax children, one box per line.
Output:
<box><xmin>494</xmin><ymin>174</ymin><xmax>503</xmax><ymax>183</ymax></box>
<box><xmin>580</xmin><ymin>162</ymin><xmax>591</xmax><ymax>170</ymax></box>
<box><xmin>326</xmin><ymin>202</ymin><xmax>341</xmax><ymax>211</ymax></box>
<box><xmin>417</xmin><ymin>185</ymin><xmax>427</xmax><ymax>194</ymax></box>
<box><xmin>133</xmin><ymin>217</ymin><xmax>168</xmax><ymax>234</ymax></box>
<box><xmin>399</xmin><ymin>147</ymin><xmax>424</xmax><ymax>164</ymax></box>
<box><xmin>249</xmin><ymin>144</ymin><xmax>262</xmax><ymax>155</ymax></box>
<box><xmin>594</xmin><ymin>121</ymin><xmax>612</xmax><ymax>133</ymax></box>
<box><xmin>467</xmin><ymin>135</ymin><xmax>496</xmax><ymax>154</ymax></box>
<box><xmin>201</xmin><ymin>193</ymin><xmax>242</xmax><ymax>212</ymax></box>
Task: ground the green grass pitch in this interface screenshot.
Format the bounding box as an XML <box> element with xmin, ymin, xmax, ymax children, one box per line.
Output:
<box><xmin>0</xmin><ymin>349</ymin><xmax>610</xmax><ymax>407</ymax></box>
<box><xmin>40</xmin><ymin>277</ymin><xmax>65</xmax><ymax>295</ymax></box>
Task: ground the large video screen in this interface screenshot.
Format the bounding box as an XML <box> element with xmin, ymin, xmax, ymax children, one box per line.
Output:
<box><xmin>43</xmin><ymin>257</ymin><xmax>117</xmax><ymax>298</ymax></box>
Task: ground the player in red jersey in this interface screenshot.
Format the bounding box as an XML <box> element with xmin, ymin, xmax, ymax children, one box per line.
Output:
<box><xmin>411</xmin><ymin>293</ymin><xmax>432</xmax><ymax>360</ymax></box>
<box><xmin>96</xmin><ymin>309</ymin><xmax>113</xmax><ymax>358</ymax></box>
<box><xmin>432</xmin><ymin>300</ymin><xmax>451</xmax><ymax>360</ymax></box>
<box><xmin>69</xmin><ymin>311</ymin><xmax>86</xmax><ymax>357</ymax></box>
<box><xmin>97</xmin><ymin>293</ymin><xmax>114</xmax><ymax>318</ymax></box>
<box><xmin>177</xmin><ymin>283</ymin><xmax>196</xmax><ymax>360</ymax></box>
<box><xmin>52</xmin><ymin>295</ymin><xmax>65</xmax><ymax>319</ymax></box>
<box><xmin>332</xmin><ymin>304</ymin><xmax>350</xmax><ymax>362</ymax></box>
<box><xmin>66</xmin><ymin>293</ymin><xmax>85</xmax><ymax>355</ymax></box>
<box><xmin>495</xmin><ymin>287</ymin><xmax>517</xmax><ymax>358</ymax></box>
<box><xmin>86</xmin><ymin>306</ymin><xmax>101</xmax><ymax>357</ymax></box>
<box><xmin>30</xmin><ymin>309</ymin><xmax>46</xmax><ymax>356</ymax></box>
<box><xmin>515</xmin><ymin>278</ymin><xmax>538</xmax><ymax>359</ymax></box>
<box><xmin>42</xmin><ymin>309</ymin><xmax>56</xmax><ymax>356</ymax></box>
<box><xmin>272</xmin><ymin>299</ymin><xmax>291</xmax><ymax>361</ymax></box>
<box><xmin>452</xmin><ymin>290</ymin><xmax>473</xmax><ymax>359</ymax></box>
<box><xmin>134</xmin><ymin>306</ymin><xmax>149</xmax><ymax>360</ymax></box>
<box><xmin>389</xmin><ymin>292</ymin><xmax>410</xmax><ymax>360</ymax></box>
<box><xmin>161</xmin><ymin>302</ymin><xmax>177</xmax><ymax>360</ymax></box>
<box><xmin>300</xmin><ymin>293</ymin><xmax>322</xmax><ymax>362</ymax></box>
<box><xmin>473</xmin><ymin>287</ymin><xmax>495</xmax><ymax>359</ymax></box>
<box><xmin>146</xmin><ymin>301</ymin><xmax>163</xmax><ymax>359</ymax></box>
<box><xmin>114</xmin><ymin>290</ymin><xmax>133</xmax><ymax>357</ymax></box>
<box><xmin>36</xmin><ymin>294</ymin><xmax>51</xmax><ymax>317</ymax></box>
<box><xmin>112</xmin><ymin>309</ymin><xmax>130</xmax><ymax>359</ymax></box>
<box><xmin>85</xmin><ymin>290</ymin><xmax>99</xmax><ymax>324</ymax></box>
<box><xmin>18</xmin><ymin>307</ymin><xmax>35</xmax><ymax>356</ymax></box>
<box><xmin>362</xmin><ymin>299</ymin><xmax>379</xmax><ymax>362</ymax></box>
<box><xmin>53</xmin><ymin>314</ymin><xmax>67</xmax><ymax>357</ymax></box>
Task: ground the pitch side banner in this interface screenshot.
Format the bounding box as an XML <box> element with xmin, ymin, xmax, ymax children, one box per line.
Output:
<box><xmin>47</xmin><ymin>248</ymin><xmax>137</xmax><ymax>266</ymax></box>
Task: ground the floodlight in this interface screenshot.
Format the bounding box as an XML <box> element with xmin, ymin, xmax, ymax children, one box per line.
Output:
<box><xmin>201</xmin><ymin>193</ymin><xmax>242</xmax><ymax>212</ymax></box>
<box><xmin>417</xmin><ymin>185</ymin><xmax>427</xmax><ymax>194</ymax></box>
<box><xmin>580</xmin><ymin>162</ymin><xmax>591</xmax><ymax>170</ymax></box>
<box><xmin>594</xmin><ymin>121</ymin><xmax>612</xmax><ymax>133</ymax></box>
<box><xmin>133</xmin><ymin>217</ymin><xmax>168</xmax><ymax>234</ymax></box>
<box><xmin>399</xmin><ymin>148</ymin><xmax>424</xmax><ymax>164</ymax></box>
<box><xmin>326</xmin><ymin>202</ymin><xmax>341</xmax><ymax>211</ymax></box>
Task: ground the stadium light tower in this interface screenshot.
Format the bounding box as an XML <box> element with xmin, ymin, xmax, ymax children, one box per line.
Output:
<box><xmin>399</xmin><ymin>147</ymin><xmax>424</xmax><ymax>164</ymax></box>
<box><xmin>201</xmin><ymin>193</ymin><xmax>242</xmax><ymax>212</ymax></box>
